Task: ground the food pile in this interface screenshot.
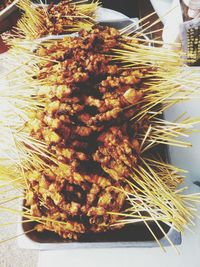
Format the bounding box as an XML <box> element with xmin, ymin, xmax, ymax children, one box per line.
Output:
<box><xmin>25</xmin><ymin>26</ymin><xmax>149</xmax><ymax>239</ymax></box>
<box><xmin>0</xmin><ymin>0</ymin><xmax>13</xmax><ymax>11</ymax></box>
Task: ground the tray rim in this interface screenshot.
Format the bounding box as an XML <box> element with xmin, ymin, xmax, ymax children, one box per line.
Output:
<box><xmin>17</xmin><ymin>222</ymin><xmax>181</xmax><ymax>250</ymax></box>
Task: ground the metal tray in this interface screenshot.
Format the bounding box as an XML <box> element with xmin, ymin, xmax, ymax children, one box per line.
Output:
<box><xmin>18</xmin><ymin>218</ymin><xmax>181</xmax><ymax>250</ymax></box>
<box><xmin>17</xmin><ymin>143</ymin><xmax>181</xmax><ymax>250</ymax></box>
<box><xmin>17</xmin><ymin>8</ymin><xmax>181</xmax><ymax>250</ymax></box>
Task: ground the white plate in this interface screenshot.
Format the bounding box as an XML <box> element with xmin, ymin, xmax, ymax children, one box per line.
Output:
<box><xmin>14</xmin><ymin>7</ymin><xmax>180</xmax><ymax>250</ymax></box>
<box><xmin>0</xmin><ymin>0</ymin><xmax>19</xmax><ymax>22</ymax></box>
<box><xmin>96</xmin><ymin>7</ymin><xmax>128</xmax><ymax>21</ymax></box>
